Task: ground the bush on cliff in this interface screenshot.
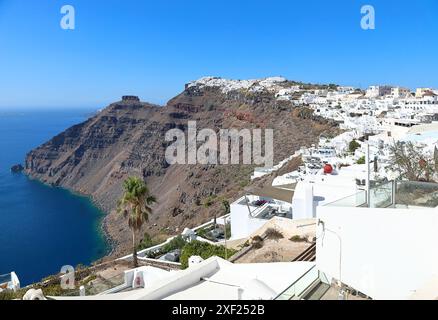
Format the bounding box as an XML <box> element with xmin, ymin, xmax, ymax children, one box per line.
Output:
<box><xmin>180</xmin><ymin>241</ymin><xmax>237</xmax><ymax>269</ymax></box>
<box><xmin>349</xmin><ymin>139</ymin><xmax>361</xmax><ymax>153</ymax></box>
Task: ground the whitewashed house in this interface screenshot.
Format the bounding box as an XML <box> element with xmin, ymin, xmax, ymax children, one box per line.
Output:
<box><xmin>316</xmin><ymin>180</ymin><xmax>438</xmax><ymax>299</ymax></box>
<box><xmin>230</xmin><ymin>191</ymin><xmax>293</xmax><ymax>240</ymax></box>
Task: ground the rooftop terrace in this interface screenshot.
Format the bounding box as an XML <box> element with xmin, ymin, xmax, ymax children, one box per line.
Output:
<box><xmin>325</xmin><ymin>180</ymin><xmax>438</xmax><ymax>209</ymax></box>
<box><xmin>234</xmin><ymin>195</ymin><xmax>293</xmax><ymax>220</ymax></box>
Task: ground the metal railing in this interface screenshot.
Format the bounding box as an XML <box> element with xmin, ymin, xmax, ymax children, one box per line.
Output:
<box><xmin>369</xmin><ymin>180</ymin><xmax>394</xmax><ymax>208</ymax></box>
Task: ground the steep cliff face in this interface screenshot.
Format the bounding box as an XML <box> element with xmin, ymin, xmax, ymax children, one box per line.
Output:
<box><xmin>25</xmin><ymin>78</ymin><xmax>339</xmax><ymax>256</ymax></box>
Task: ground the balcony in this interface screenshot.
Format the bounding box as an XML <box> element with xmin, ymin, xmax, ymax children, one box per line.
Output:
<box><xmin>393</xmin><ymin>181</ymin><xmax>438</xmax><ymax>208</ymax></box>
<box><xmin>324</xmin><ymin>181</ymin><xmax>438</xmax><ymax>209</ymax></box>
<box><xmin>234</xmin><ymin>195</ymin><xmax>292</xmax><ymax>220</ymax></box>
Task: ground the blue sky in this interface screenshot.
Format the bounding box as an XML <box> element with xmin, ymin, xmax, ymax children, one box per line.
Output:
<box><xmin>0</xmin><ymin>0</ymin><xmax>437</xmax><ymax>108</ymax></box>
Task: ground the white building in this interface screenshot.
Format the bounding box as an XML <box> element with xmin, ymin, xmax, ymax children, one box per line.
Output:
<box><xmin>230</xmin><ymin>191</ymin><xmax>293</xmax><ymax>240</ymax></box>
<box><xmin>45</xmin><ymin>257</ymin><xmax>316</xmax><ymax>301</ymax></box>
<box><xmin>366</xmin><ymin>85</ymin><xmax>392</xmax><ymax>98</ymax></box>
<box><xmin>316</xmin><ymin>180</ymin><xmax>438</xmax><ymax>299</ymax></box>
<box><xmin>390</xmin><ymin>86</ymin><xmax>411</xmax><ymax>98</ymax></box>
<box><xmin>337</xmin><ymin>86</ymin><xmax>356</xmax><ymax>94</ymax></box>
<box><xmin>416</xmin><ymin>87</ymin><xmax>432</xmax><ymax>98</ymax></box>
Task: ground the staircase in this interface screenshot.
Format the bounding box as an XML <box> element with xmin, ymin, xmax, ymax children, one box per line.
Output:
<box><xmin>302</xmin><ymin>282</ymin><xmax>331</xmax><ymax>300</ymax></box>
<box><xmin>292</xmin><ymin>242</ymin><xmax>316</xmax><ymax>262</ymax></box>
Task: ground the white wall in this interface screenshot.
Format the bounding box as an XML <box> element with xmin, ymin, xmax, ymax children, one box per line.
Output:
<box><xmin>123</xmin><ymin>266</ymin><xmax>171</xmax><ymax>289</ymax></box>
<box><xmin>292</xmin><ymin>178</ymin><xmax>363</xmax><ymax>220</ymax></box>
<box><xmin>316</xmin><ymin>206</ymin><xmax>438</xmax><ymax>299</ymax></box>
<box><xmin>291</xmin><ymin>184</ymin><xmax>315</xmax><ymax>219</ymax></box>
<box><xmin>230</xmin><ymin>200</ymin><xmax>267</xmax><ymax>240</ymax></box>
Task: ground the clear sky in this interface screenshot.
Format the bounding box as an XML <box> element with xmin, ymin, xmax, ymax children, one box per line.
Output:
<box><xmin>0</xmin><ymin>0</ymin><xmax>437</xmax><ymax>108</ymax></box>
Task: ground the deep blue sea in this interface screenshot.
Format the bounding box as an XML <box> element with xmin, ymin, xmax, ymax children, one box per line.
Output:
<box><xmin>0</xmin><ymin>108</ymin><xmax>109</xmax><ymax>286</ymax></box>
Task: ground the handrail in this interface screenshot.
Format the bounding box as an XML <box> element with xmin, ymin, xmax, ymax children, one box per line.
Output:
<box><xmin>274</xmin><ymin>265</ymin><xmax>318</xmax><ymax>300</ymax></box>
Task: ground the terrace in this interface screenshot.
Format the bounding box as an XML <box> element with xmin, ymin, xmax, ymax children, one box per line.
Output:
<box><xmin>230</xmin><ymin>194</ymin><xmax>293</xmax><ymax>240</ymax></box>
<box><xmin>275</xmin><ymin>265</ymin><xmax>368</xmax><ymax>300</ymax></box>
<box><xmin>234</xmin><ymin>195</ymin><xmax>293</xmax><ymax>220</ymax></box>
<box><xmin>317</xmin><ymin>180</ymin><xmax>438</xmax><ymax>299</ymax></box>
<box><xmin>324</xmin><ymin>180</ymin><xmax>438</xmax><ymax>209</ymax></box>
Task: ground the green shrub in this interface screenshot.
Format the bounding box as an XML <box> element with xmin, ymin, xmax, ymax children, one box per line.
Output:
<box><xmin>196</xmin><ymin>226</ymin><xmax>212</xmax><ymax>239</ymax></box>
<box><xmin>349</xmin><ymin>140</ymin><xmax>361</xmax><ymax>153</ymax></box>
<box><xmin>137</xmin><ymin>232</ymin><xmax>159</xmax><ymax>250</ymax></box>
<box><xmin>144</xmin><ymin>235</ymin><xmax>188</xmax><ymax>259</ymax></box>
<box><xmin>79</xmin><ymin>274</ymin><xmax>97</xmax><ymax>286</ymax></box>
<box><xmin>356</xmin><ymin>156</ymin><xmax>366</xmax><ymax>165</ymax></box>
<box><xmin>203</xmin><ymin>196</ymin><xmax>216</xmax><ymax>207</ymax></box>
<box><xmin>0</xmin><ymin>290</ymin><xmax>18</xmax><ymax>300</ymax></box>
<box><xmin>240</xmin><ymin>240</ymin><xmax>250</xmax><ymax>248</ymax></box>
<box><xmin>180</xmin><ymin>241</ymin><xmax>237</xmax><ymax>269</ymax></box>
<box><xmin>162</xmin><ymin>236</ymin><xmax>187</xmax><ymax>252</ymax></box>
<box><xmin>197</xmin><ymin>223</ymin><xmax>231</xmax><ymax>241</ymax></box>
<box><xmin>239</xmin><ymin>180</ymin><xmax>249</xmax><ymax>188</ymax></box>
<box><xmin>251</xmin><ymin>235</ymin><xmax>264</xmax><ymax>249</ymax></box>
<box><xmin>289</xmin><ymin>235</ymin><xmax>308</xmax><ymax>242</ymax></box>
<box><xmin>145</xmin><ymin>250</ymin><xmax>163</xmax><ymax>259</ymax></box>
<box><xmin>40</xmin><ymin>284</ymin><xmax>67</xmax><ymax>296</ymax></box>
<box><xmin>224</xmin><ymin>223</ymin><xmax>231</xmax><ymax>240</ymax></box>
<box><xmin>265</xmin><ymin>228</ymin><xmax>284</xmax><ymax>241</ymax></box>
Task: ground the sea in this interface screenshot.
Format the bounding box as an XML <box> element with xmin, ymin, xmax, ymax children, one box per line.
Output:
<box><xmin>0</xmin><ymin>108</ymin><xmax>110</xmax><ymax>286</ymax></box>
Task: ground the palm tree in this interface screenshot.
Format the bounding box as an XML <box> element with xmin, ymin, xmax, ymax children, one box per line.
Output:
<box><xmin>117</xmin><ymin>177</ymin><xmax>156</xmax><ymax>267</ymax></box>
<box><xmin>222</xmin><ymin>200</ymin><xmax>230</xmax><ymax>259</ymax></box>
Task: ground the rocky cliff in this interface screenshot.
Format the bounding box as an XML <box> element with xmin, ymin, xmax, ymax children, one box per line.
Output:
<box><xmin>25</xmin><ymin>77</ymin><xmax>339</xmax><ymax>256</ymax></box>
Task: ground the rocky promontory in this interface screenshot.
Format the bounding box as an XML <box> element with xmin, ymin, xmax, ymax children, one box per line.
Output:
<box><xmin>11</xmin><ymin>164</ymin><xmax>24</xmax><ymax>173</ymax></box>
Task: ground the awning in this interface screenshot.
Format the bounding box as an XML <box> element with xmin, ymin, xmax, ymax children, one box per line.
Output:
<box><xmin>251</xmin><ymin>184</ymin><xmax>295</xmax><ymax>203</ymax></box>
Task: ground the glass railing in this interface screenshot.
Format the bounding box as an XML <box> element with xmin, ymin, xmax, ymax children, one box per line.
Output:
<box><xmin>324</xmin><ymin>191</ymin><xmax>367</xmax><ymax>208</ymax></box>
<box><xmin>395</xmin><ymin>181</ymin><xmax>438</xmax><ymax>208</ymax></box>
<box><xmin>275</xmin><ymin>266</ymin><xmax>319</xmax><ymax>300</ymax></box>
<box><xmin>369</xmin><ymin>181</ymin><xmax>394</xmax><ymax>208</ymax></box>
<box><xmin>324</xmin><ymin>181</ymin><xmax>438</xmax><ymax>209</ymax></box>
